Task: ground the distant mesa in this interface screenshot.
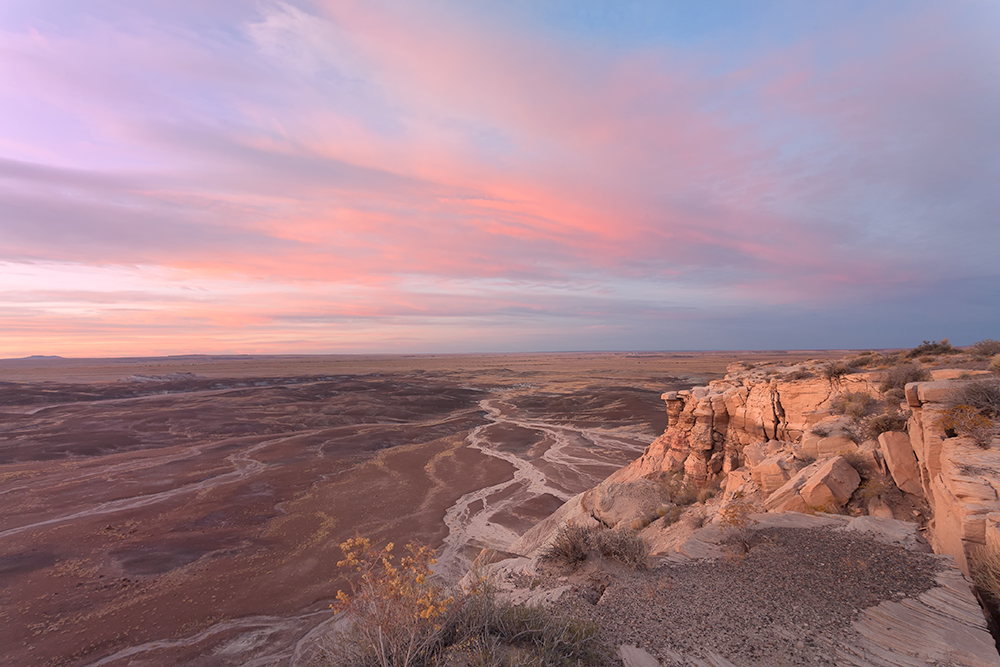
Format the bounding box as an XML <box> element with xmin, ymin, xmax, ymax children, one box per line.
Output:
<box><xmin>22</xmin><ymin>355</ymin><xmax>64</xmax><ymax>359</ymax></box>
<box><xmin>121</xmin><ymin>372</ymin><xmax>205</xmax><ymax>383</ymax></box>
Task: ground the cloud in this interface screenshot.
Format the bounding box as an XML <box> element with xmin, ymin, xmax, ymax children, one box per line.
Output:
<box><xmin>0</xmin><ymin>1</ymin><xmax>997</xmax><ymax>354</ymax></box>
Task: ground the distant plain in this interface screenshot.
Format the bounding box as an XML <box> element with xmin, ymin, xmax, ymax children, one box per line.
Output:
<box><xmin>0</xmin><ymin>350</ymin><xmax>854</xmax><ymax>666</ymax></box>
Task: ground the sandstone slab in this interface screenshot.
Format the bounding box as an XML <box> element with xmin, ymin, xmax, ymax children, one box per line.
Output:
<box><xmin>878</xmin><ymin>431</ymin><xmax>922</xmax><ymax>495</ymax></box>
<box><xmin>750</xmin><ymin>454</ymin><xmax>797</xmax><ymax>495</ymax></box>
<box><xmin>799</xmin><ymin>456</ymin><xmax>860</xmax><ymax>508</ymax></box>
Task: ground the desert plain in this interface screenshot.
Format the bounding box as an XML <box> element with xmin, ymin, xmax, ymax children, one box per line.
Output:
<box><xmin>0</xmin><ymin>350</ymin><xmax>855</xmax><ymax>666</ymax></box>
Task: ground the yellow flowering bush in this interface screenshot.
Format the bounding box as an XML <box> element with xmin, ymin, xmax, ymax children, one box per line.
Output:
<box><xmin>330</xmin><ymin>536</ymin><xmax>452</xmax><ymax>667</ymax></box>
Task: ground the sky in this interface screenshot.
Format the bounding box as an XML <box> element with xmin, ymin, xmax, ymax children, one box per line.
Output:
<box><xmin>1</xmin><ymin>1</ymin><xmax>998</xmax><ymax>356</ymax></box>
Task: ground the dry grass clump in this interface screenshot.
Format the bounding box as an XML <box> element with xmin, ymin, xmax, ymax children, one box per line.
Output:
<box><xmin>831</xmin><ymin>391</ymin><xmax>878</xmax><ymax>419</ymax></box>
<box><xmin>969</xmin><ymin>339</ymin><xmax>1000</xmax><ymax>358</ymax></box>
<box><xmin>541</xmin><ymin>524</ymin><xmax>592</xmax><ymax>568</ymax></box>
<box><xmin>590</xmin><ymin>528</ymin><xmax>650</xmax><ymax>569</ymax></box>
<box><xmin>785</xmin><ymin>368</ymin><xmax>813</xmax><ymax>380</ymax></box>
<box><xmin>879</xmin><ymin>363</ymin><xmax>931</xmax><ymax>393</ymax></box>
<box><xmin>653</xmin><ymin>470</ymin><xmax>697</xmax><ymax>505</ymax></box>
<box><xmin>441</xmin><ymin>576</ymin><xmax>607</xmax><ymax>667</ymax></box>
<box><xmin>321</xmin><ymin>537</ymin><xmax>609</xmax><ymax>667</ymax></box>
<box><xmin>855</xmin><ymin>476</ymin><xmax>896</xmax><ymax>503</ymax></box>
<box><xmin>970</xmin><ymin>543</ymin><xmax>1000</xmax><ymax>605</ymax></box>
<box><xmin>991</xmin><ymin>354</ymin><xmax>1000</xmax><ymax>374</ymax></box>
<box><xmin>541</xmin><ymin>524</ymin><xmax>648</xmax><ymax>570</ymax></box>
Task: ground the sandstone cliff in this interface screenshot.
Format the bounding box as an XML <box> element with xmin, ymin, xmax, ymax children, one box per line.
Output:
<box><xmin>499</xmin><ymin>353</ymin><xmax>1000</xmax><ymax>665</ymax></box>
<box><xmin>513</xmin><ymin>357</ymin><xmax>1000</xmax><ymax>579</ymax></box>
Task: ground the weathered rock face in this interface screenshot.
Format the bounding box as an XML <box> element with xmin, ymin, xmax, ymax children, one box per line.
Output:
<box><xmin>627</xmin><ymin>374</ymin><xmax>879</xmax><ymax>487</ymax></box>
<box><xmin>906</xmin><ymin>380</ymin><xmax>1000</xmax><ymax>573</ymax></box>
<box><xmin>581</xmin><ymin>480</ymin><xmax>664</xmax><ymax>529</ymax></box>
<box><xmin>515</xmin><ymin>362</ymin><xmax>1000</xmax><ymax>584</ymax></box>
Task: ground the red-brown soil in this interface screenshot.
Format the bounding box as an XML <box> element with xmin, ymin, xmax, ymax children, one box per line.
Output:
<box><xmin>0</xmin><ymin>350</ymin><xmax>854</xmax><ymax>666</ymax></box>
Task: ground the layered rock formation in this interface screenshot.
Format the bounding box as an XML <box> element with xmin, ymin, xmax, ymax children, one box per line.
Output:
<box><xmin>514</xmin><ymin>361</ymin><xmax>1000</xmax><ymax>579</ymax></box>
<box><xmin>503</xmin><ymin>356</ymin><xmax>1000</xmax><ymax>664</ymax></box>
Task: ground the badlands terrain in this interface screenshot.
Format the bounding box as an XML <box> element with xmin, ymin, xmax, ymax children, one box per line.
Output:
<box><xmin>0</xmin><ymin>350</ymin><xmax>852</xmax><ymax>666</ymax></box>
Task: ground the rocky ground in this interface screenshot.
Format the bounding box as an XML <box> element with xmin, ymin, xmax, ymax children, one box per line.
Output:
<box><xmin>558</xmin><ymin>526</ymin><xmax>940</xmax><ymax>666</ymax></box>
<box><xmin>488</xmin><ymin>514</ymin><xmax>997</xmax><ymax>666</ymax></box>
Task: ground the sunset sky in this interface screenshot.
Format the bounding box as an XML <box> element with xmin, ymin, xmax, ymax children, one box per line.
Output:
<box><xmin>1</xmin><ymin>1</ymin><xmax>998</xmax><ymax>356</ymax></box>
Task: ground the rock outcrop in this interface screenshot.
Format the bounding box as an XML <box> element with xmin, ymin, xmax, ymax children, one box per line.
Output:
<box><xmin>500</xmin><ymin>355</ymin><xmax>1000</xmax><ymax>665</ymax></box>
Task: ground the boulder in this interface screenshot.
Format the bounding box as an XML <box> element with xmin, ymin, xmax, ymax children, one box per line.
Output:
<box><xmin>878</xmin><ymin>431</ymin><xmax>922</xmax><ymax>495</ymax></box>
<box><xmin>763</xmin><ymin>464</ymin><xmax>815</xmax><ymax>513</ymax></box>
<box><xmin>764</xmin><ymin>457</ymin><xmax>861</xmax><ymax>513</ymax></box>
<box><xmin>867</xmin><ymin>497</ymin><xmax>894</xmax><ymax>519</ymax></box>
<box><xmin>800</xmin><ymin>432</ymin><xmax>857</xmax><ymax>460</ymax></box>
<box><xmin>583</xmin><ymin>480</ymin><xmax>663</xmax><ymax>529</ymax></box>
<box><xmin>799</xmin><ymin>456</ymin><xmax>861</xmax><ymax>508</ymax></box>
<box><xmin>742</xmin><ymin>442</ymin><xmax>767</xmax><ymax>467</ymax></box>
<box><xmin>915</xmin><ymin>380</ymin><xmax>956</xmax><ymax>405</ymax></box>
<box><xmin>750</xmin><ymin>454</ymin><xmax>799</xmax><ymax>496</ymax></box>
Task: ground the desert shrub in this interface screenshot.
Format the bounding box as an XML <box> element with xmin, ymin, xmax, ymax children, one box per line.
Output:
<box><xmin>939</xmin><ymin>405</ymin><xmax>994</xmax><ymax>448</ymax></box>
<box><xmin>839</xmin><ymin>449</ymin><xmax>871</xmax><ymax>477</ymax></box>
<box><xmin>855</xmin><ymin>476</ymin><xmax>895</xmax><ymax>503</ymax></box>
<box><xmin>883</xmin><ymin>387</ymin><xmax>906</xmax><ymax>405</ymax></box>
<box><xmin>718</xmin><ymin>493</ymin><xmax>759</xmax><ymax>548</ymax></box>
<box><xmin>785</xmin><ymin>369</ymin><xmax>813</xmax><ymax>380</ymax></box>
<box><xmin>653</xmin><ymin>470</ymin><xmax>701</xmax><ymax>506</ymax></box>
<box><xmin>864</xmin><ymin>413</ymin><xmax>908</xmax><ymax>440</ymax></box>
<box><xmin>809</xmin><ymin>425</ymin><xmax>831</xmax><ymax>437</ymax></box>
<box><xmin>325</xmin><ymin>537</ymin><xmax>453</xmax><ymax>667</ymax></box>
<box><xmin>992</xmin><ymin>354</ymin><xmax>1000</xmax><ymax>374</ymax></box>
<box><xmin>696</xmin><ymin>478</ymin><xmax>721</xmax><ymax>503</ymax></box>
<box><xmin>831</xmin><ymin>391</ymin><xmax>878</xmax><ymax>419</ymax></box>
<box><xmin>323</xmin><ymin>539</ymin><xmax>609</xmax><ymax>667</ymax></box>
<box><xmin>879</xmin><ymin>363</ymin><xmax>931</xmax><ymax>392</ymax></box>
<box><xmin>541</xmin><ymin>524</ymin><xmax>593</xmax><ymax>567</ymax></box>
<box><xmin>542</xmin><ymin>524</ymin><xmax>649</xmax><ymax>570</ymax></box>
<box><xmin>590</xmin><ymin>528</ymin><xmax>649</xmax><ymax>569</ymax></box>
<box><xmin>847</xmin><ymin>353</ymin><xmax>877</xmax><ymax>368</ymax></box>
<box><xmin>948</xmin><ymin>377</ymin><xmax>1000</xmax><ymax>417</ymax></box>
<box><xmin>906</xmin><ymin>338</ymin><xmax>959</xmax><ymax>358</ymax></box>
<box><xmin>970</xmin><ymin>543</ymin><xmax>1000</xmax><ymax>606</ymax></box>
<box><xmin>822</xmin><ymin>361</ymin><xmax>853</xmax><ymax>381</ymax></box>
<box><xmin>657</xmin><ymin>504</ymin><xmax>682</xmax><ymax>526</ymax></box>
<box><xmin>436</xmin><ymin>569</ymin><xmax>607</xmax><ymax>666</ymax></box>
<box><xmin>969</xmin><ymin>339</ymin><xmax>1000</xmax><ymax>358</ymax></box>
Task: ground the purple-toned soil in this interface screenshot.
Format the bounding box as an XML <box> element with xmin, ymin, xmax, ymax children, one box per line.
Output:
<box><xmin>0</xmin><ymin>353</ymin><xmax>716</xmax><ymax>666</ymax></box>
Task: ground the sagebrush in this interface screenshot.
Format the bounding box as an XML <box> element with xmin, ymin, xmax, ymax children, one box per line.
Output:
<box><xmin>969</xmin><ymin>339</ymin><xmax>1000</xmax><ymax>358</ymax></box>
<box><xmin>831</xmin><ymin>391</ymin><xmax>878</xmax><ymax>419</ymax></box>
<box><xmin>906</xmin><ymin>339</ymin><xmax>959</xmax><ymax>358</ymax></box>
<box><xmin>542</xmin><ymin>524</ymin><xmax>648</xmax><ymax>570</ymax></box>
<box><xmin>947</xmin><ymin>377</ymin><xmax>1000</xmax><ymax>417</ymax></box>
<box><xmin>879</xmin><ymin>363</ymin><xmax>930</xmax><ymax>392</ymax></box>
<box><xmin>939</xmin><ymin>405</ymin><xmax>994</xmax><ymax>448</ymax></box>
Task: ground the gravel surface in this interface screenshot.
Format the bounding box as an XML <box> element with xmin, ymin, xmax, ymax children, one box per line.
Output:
<box><xmin>551</xmin><ymin>527</ymin><xmax>943</xmax><ymax>666</ymax></box>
